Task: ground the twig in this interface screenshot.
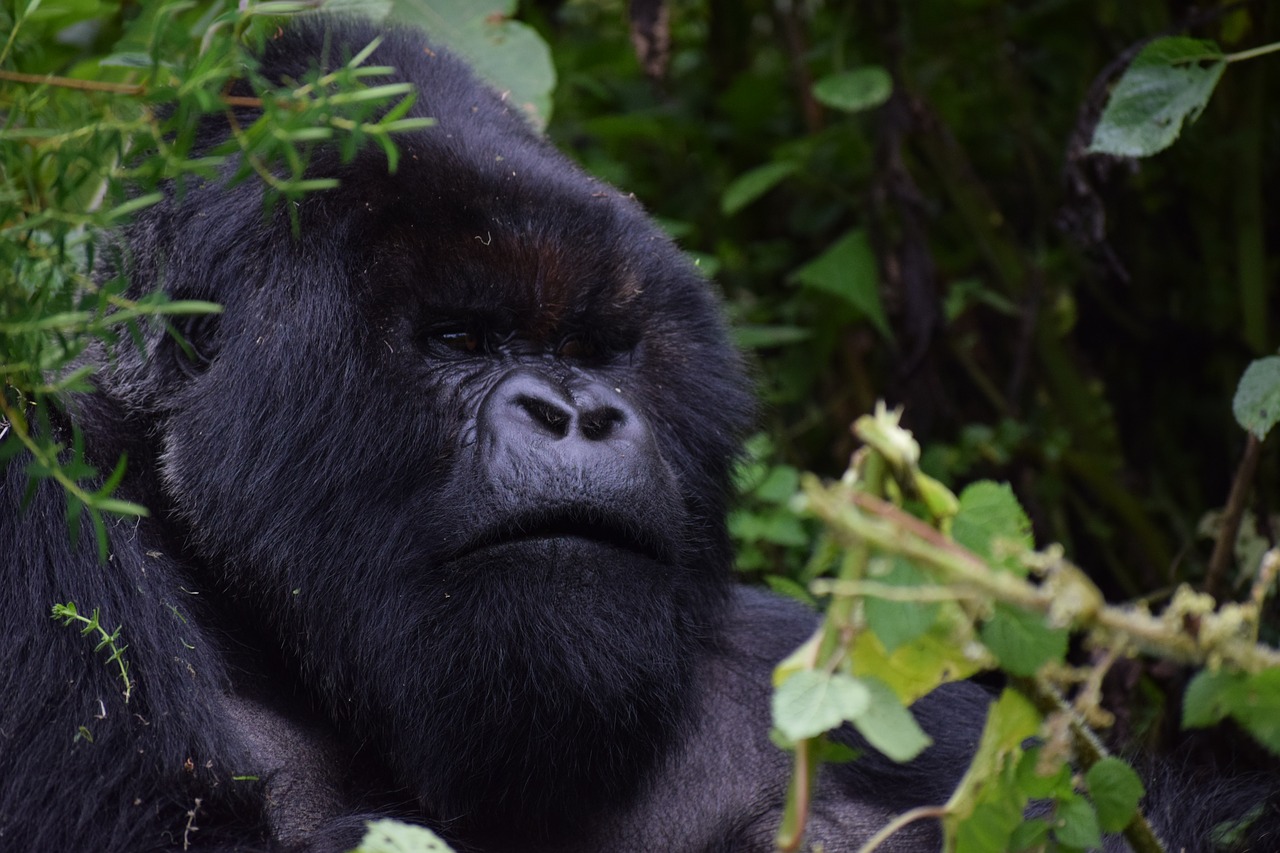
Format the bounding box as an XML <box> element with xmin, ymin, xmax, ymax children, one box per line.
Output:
<box><xmin>0</xmin><ymin>69</ymin><xmax>262</xmax><ymax>107</ymax></box>
<box><xmin>1206</xmin><ymin>433</ymin><xmax>1262</xmax><ymax>599</ymax></box>
<box><xmin>854</xmin><ymin>805</ymin><xmax>946</xmax><ymax>853</ymax></box>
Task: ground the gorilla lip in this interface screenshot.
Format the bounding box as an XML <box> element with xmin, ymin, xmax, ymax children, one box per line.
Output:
<box><xmin>449</xmin><ymin>508</ymin><xmax>670</xmax><ymax>565</ymax></box>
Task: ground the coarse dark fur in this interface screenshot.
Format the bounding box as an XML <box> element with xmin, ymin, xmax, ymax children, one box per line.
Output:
<box><xmin>0</xmin><ymin>18</ymin><xmax>1268</xmax><ymax>853</ymax></box>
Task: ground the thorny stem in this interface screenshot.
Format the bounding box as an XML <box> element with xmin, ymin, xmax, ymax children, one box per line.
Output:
<box><xmin>1013</xmin><ymin>678</ymin><xmax>1164</xmax><ymax>853</ymax></box>
<box><xmin>803</xmin><ymin>480</ymin><xmax>1280</xmax><ymax>672</ymax></box>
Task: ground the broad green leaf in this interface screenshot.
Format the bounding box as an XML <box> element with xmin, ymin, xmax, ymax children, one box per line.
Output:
<box><xmin>727</xmin><ymin>507</ymin><xmax>808</xmax><ymax>547</ymax></box>
<box><xmin>353</xmin><ymin>818</ymin><xmax>455</xmax><ymax>852</ymax></box>
<box><xmin>945</xmin><ymin>689</ymin><xmax>1042</xmax><ymax>851</ymax></box>
<box><xmin>755</xmin><ymin>465</ymin><xmax>801</xmax><ymax>503</ymax></box>
<box><xmin>1183</xmin><ymin>669</ymin><xmax>1243</xmax><ymax>728</ymax></box>
<box><xmin>1008</xmin><ymin>818</ymin><xmax>1051</xmax><ymax>850</ymax></box>
<box><xmin>1015</xmin><ymin>747</ymin><xmax>1073</xmax><ymax>800</ymax></box>
<box><xmin>388</xmin><ymin>0</ymin><xmax>556</xmax><ymax>129</ymax></box>
<box><xmin>1224</xmin><ymin>668</ymin><xmax>1280</xmax><ymax>753</ymax></box>
<box><xmin>952</xmin><ymin>481</ymin><xmax>1033</xmax><ymax>575</ymax></box>
<box><xmin>1088</xmin><ymin>37</ymin><xmax>1226</xmax><ymax>157</ymax></box>
<box><xmin>791</xmin><ymin>229</ymin><xmax>891</xmax><ymax>339</ymax></box>
<box><xmin>955</xmin><ymin>800</ymin><xmax>1023</xmax><ymax>853</ymax></box>
<box><xmin>864</xmin><ymin>558</ymin><xmax>939</xmax><ymax>653</ymax></box>
<box><xmin>1054</xmin><ymin>793</ymin><xmax>1102</xmax><ymax>850</ymax></box>
<box><xmin>1185</xmin><ymin>668</ymin><xmax>1280</xmax><ymax>752</ymax></box>
<box><xmin>772</xmin><ymin>670</ymin><xmax>870</xmax><ymax>742</ymax></box>
<box><xmin>980</xmin><ymin>605</ymin><xmax>1067</xmax><ymax>677</ymax></box>
<box><xmin>1232</xmin><ymin>356</ymin><xmax>1280</xmax><ymax>439</ymax></box>
<box><xmin>721</xmin><ymin>161</ymin><xmax>799</xmax><ymax>215</ymax></box>
<box><xmin>852</xmin><ymin>607</ymin><xmax>986</xmax><ymax>703</ymax></box>
<box><xmin>1085</xmin><ymin>757</ymin><xmax>1145</xmax><ymax>833</ymax></box>
<box><xmin>850</xmin><ymin>677</ymin><xmax>932</xmax><ymax>762</ymax></box>
<box><xmin>812</xmin><ymin>67</ymin><xmax>893</xmax><ymax>113</ymax></box>
<box><xmin>324</xmin><ymin>0</ymin><xmax>395</xmax><ymax>21</ymax></box>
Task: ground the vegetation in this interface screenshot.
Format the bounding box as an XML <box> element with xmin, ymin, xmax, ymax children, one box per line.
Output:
<box><xmin>4</xmin><ymin>1</ymin><xmax>1280</xmax><ymax>851</ymax></box>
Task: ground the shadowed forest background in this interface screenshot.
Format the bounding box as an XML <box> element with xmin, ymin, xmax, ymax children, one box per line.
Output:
<box><xmin>527</xmin><ymin>1</ymin><xmax>1280</xmax><ymax>605</ymax></box>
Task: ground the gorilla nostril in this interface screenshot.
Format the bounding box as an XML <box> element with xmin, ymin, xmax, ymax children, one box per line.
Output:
<box><xmin>516</xmin><ymin>394</ymin><xmax>572</xmax><ymax>438</ymax></box>
<box><xmin>580</xmin><ymin>406</ymin><xmax>625</xmax><ymax>442</ymax></box>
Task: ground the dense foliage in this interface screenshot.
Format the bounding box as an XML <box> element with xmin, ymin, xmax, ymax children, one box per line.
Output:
<box><xmin>534</xmin><ymin>2</ymin><xmax>1280</xmax><ymax>849</ymax></box>
<box><xmin>5</xmin><ymin>1</ymin><xmax>1280</xmax><ymax>851</ymax></box>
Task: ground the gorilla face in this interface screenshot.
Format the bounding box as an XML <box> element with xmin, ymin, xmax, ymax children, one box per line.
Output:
<box><xmin>100</xmin><ymin>23</ymin><xmax>753</xmax><ymax>841</ymax></box>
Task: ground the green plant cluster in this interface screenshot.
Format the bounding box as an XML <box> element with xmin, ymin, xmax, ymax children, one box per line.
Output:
<box><xmin>1</xmin><ymin>0</ymin><xmax>429</xmax><ymax>556</ymax></box>
<box><xmin>775</xmin><ymin>405</ymin><xmax>1279</xmax><ymax>852</ymax></box>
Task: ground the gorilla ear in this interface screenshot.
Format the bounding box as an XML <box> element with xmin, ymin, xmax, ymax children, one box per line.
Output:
<box><xmin>168</xmin><ymin>312</ymin><xmax>220</xmax><ymax>377</ymax></box>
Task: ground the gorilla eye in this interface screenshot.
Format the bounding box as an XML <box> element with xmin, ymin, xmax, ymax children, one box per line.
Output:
<box><xmin>439</xmin><ymin>329</ymin><xmax>482</xmax><ymax>353</ymax></box>
<box><xmin>557</xmin><ymin>336</ymin><xmax>596</xmax><ymax>360</ymax></box>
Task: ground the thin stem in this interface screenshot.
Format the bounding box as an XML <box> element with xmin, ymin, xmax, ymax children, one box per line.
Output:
<box><xmin>1225</xmin><ymin>40</ymin><xmax>1280</xmax><ymax>64</ymax></box>
<box><xmin>854</xmin><ymin>805</ymin><xmax>946</xmax><ymax>853</ymax></box>
<box><xmin>1205</xmin><ymin>433</ymin><xmax>1262</xmax><ymax>599</ymax></box>
<box><xmin>0</xmin><ymin>69</ymin><xmax>262</xmax><ymax>107</ymax></box>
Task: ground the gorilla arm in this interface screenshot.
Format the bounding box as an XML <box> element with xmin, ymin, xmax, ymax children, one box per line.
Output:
<box><xmin>571</xmin><ymin>587</ymin><xmax>990</xmax><ymax>853</ymax></box>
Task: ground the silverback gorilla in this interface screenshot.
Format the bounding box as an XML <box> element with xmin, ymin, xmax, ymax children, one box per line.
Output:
<box><xmin>0</xmin><ymin>18</ymin><xmax>1261</xmax><ymax>853</ymax></box>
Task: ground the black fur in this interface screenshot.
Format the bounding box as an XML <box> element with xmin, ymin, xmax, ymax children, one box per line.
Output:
<box><xmin>9</xmin><ymin>18</ymin><xmax>1238</xmax><ymax>853</ymax></box>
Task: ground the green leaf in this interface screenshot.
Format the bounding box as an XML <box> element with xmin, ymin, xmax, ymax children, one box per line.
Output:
<box><xmin>1183</xmin><ymin>669</ymin><xmax>1243</xmax><ymax>728</ymax></box>
<box><xmin>323</xmin><ymin>0</ymin><xmax>395</xmax><ymax>21</ymax></box>
<box><xmin>980</xmin><ymin>605</ymin><xmax>1067</xmax><ymax>677</ymax></box>
<box><xmin>852</xmin><ymin>609</ymin><xmax>986</xmax><ymax>703</ymax></box>
<box><xmin>772</xmin><ymin>670</ymin><xmax>870</xmax><ymax>742</ymax></box>
<box><xmin>721</xmin><ymin>161</ymin><xmax>799</xmax><ymax>215</ymax></box>
<box><xmin>388</xmin><ymin>0</ymin><xmax>556</xmax><ymax>129</ymax></box>
<box><xmin>1015</xmin><ymin>746</ymin><xmax>1073</xmax><ymax>799</ymax></box>
<box><xmin>732</xmin><ymin>324</ymin><xmax>811</xmax><ymax>350</ymax></box>
<box><xmin>1184</xmin><ymin>668</ymin><xmax>1280</xmax><ymax>752</ymax></box>
<box><xmin>94</xmin><ymin>498</ymin><xmax>150</xmax><ymax>517</ymax></box>
<box><xmin>791</xmin><ymin>229</ymin><xmax>891</xmax><ymax>339</ymax></box>
<box><xmin>1008</xmin><ymin>818</ymin><xmax>1051</xmax><ymax>851</ymax></box>
<box><xmin>1088</xmin><ymin>37</ymin><xmax>1226</xmax><ymax>157</ymax></box>
<box><xmin>812</xmin><ymin>67</ymin><xmax>893</xmax><ymax>113</ymax></box>
<box><xmin>1085</xmin><ymin>757</ymin><xmax>1145</xmax><ymax>833</ymax></box>
<box><xmin>727</xmin><ymin>507</ymin><xmax>808</xmax><ymax>547</ymax></box>
<box><xmin>1054</xmin><ymin>793</ymin><xmax>1102</xmax><ymax>850</ymax></box>
<box><xmin>1228</xmin><ymin>669</ymin><xmax>1280</xmax><ymax>752</ymax></box>
<box><xmin>955</xmin><ymin>800</ymin><xmax>1022</xmax><ymax>853</ymax></box>
<box><xmin>864</xmin><ymin>558</ymin><xmax>939</xmax><ymax>653</ymax></box>
<box><xmin>952</xmin><ymin>481</ymin><xmax>1033</xmax><ymax>576</ymax></box>
<box><xmin>849</xmin><ymin>677</ymin><xmax>932</xmax><ymax>762</ymax></box>
<box><xmin>755</xmin><ymin>465</ymin><xmax>800</xmax><ymax>503</ymax></box>
<box><xmin>1232</xmin><ymin>356</ymin><xmax>1280</xmax><ymax>439</ymax></box>
<box><xmin>353</xmin><ymin>817</ymin><xmax>455</xmax><ymax>852</ymax></box>
<box><xmin>945</xmin><ymin>690</ymin><xmax>1042</xmax><ymax>852</ymax></box>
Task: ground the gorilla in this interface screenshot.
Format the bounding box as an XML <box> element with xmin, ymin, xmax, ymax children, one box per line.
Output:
<box><xmin>0</xmin><ymin>17</ymin><xmax>1253</xmax><ymax>853</ymax></box>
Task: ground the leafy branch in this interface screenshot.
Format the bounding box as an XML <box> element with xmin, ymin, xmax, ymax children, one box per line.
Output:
<box><xmin>773</xmin><ymin>404</ymin><xmax>1280</xmax><ymax>852</ymax></box>
<box><xmin>51</xmin><ymin>602</ymin><xmax>133</xmax><ymax>702</ymax></box>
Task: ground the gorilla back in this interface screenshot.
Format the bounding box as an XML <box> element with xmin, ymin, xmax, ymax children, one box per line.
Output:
<box><xmin>0</xmin><ymin>19</ymin><xmax>990</xmax><ymax>852</ymax></box>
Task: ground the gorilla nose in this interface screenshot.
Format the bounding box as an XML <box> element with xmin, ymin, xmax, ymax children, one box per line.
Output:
<box><xmin>480</xmin><ymin>369</ymin><xmax>643</xmax><ymax>453</ymax></box>
<box><xmin>512</xmin><ymin>390</ymin><xmax>626</xmax><ymax>442</ymax></box>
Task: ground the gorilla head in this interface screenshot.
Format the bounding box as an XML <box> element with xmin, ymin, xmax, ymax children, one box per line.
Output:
<box><xmin>82</xmin><ymin>20</ymin><xmax>752</xmax><ymax>843</ymax></box>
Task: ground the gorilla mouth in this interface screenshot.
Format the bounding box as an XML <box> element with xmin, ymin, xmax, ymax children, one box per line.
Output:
<box><xmin>451</xmin><ymin>508</ymin><xmax>671</xmax><ymax>565</ymax></box>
